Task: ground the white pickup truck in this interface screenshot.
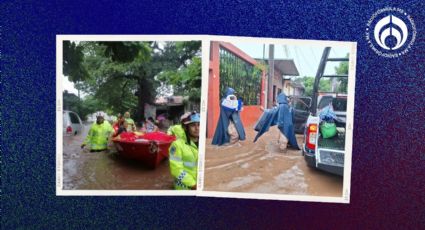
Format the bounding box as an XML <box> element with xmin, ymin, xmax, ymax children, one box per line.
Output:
<box><xmin>302</xmin><ymin>47</ymin><xmax>349</xmax><ymax>176</ymax></box>
<box><xmin>303</xmin><ymin>94</ymin><xmax>347</xmax><ymax>176</ymax></box>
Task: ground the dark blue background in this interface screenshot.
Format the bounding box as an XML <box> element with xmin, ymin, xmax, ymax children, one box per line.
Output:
<box><xmin>2</xmin><ymin>0</ymin><xmax>425</xmax><ymax>228</ymax></box>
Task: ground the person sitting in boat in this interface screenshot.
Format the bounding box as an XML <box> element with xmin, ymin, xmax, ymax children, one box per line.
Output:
<box><xmin>169</xmin><ymin>111</ymin><xmax>200</xmax><ymax>190</ymax></box>
<box><xmin>81</xmin><ymin>115</ymin><xmax>114</xmax><ymax>152</ymax></box>
<box><xmin>157</xmin><ymin>114</ymin><xmax>171</xmax><ymax>132</ymax></box>
<box><xmin>112</xmin><ymin>114</ymin><xmax>124</xmax><ymax>132</ymax></box>
<box><xmin>145</xmin><ymin>117</ymin><xmax>159</xmax><ymax>133</ymax></box>
<box><xmin>124</xmin><ymin>111</ymin><xmax>136</xmax><ymax>132</ymax></box>
<box><xmin>113</xmin><ymin>120</ymin><xmax>128</xmax><ymax>139</ymax></box>
<box><xmin>113</xmin><ymin>113</ymin><xmax>122</xmax><ymax>123</ymax></box>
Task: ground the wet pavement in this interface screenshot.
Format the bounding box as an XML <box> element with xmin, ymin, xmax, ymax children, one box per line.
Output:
<box><xmin>203</xmin><ymin>127</ymin><xmax>343</xmax><ymax>197</ymax></box>
<box><xmin>62</xmin><ymin>124</ymin><xmax>173</xmax><ymax>190</ymax></box>
<box><xmin>63</xmin><ymin>124</ymin><xmax>343</xmax><ymax>195</ymax></box>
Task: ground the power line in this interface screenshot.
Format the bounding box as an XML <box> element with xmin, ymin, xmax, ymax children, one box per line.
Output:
<box><xmin>297</xmin><ymin>46</ymin><xmax>315</xmax><ymax>77</ymax></box>
<box><xmin>310</xmin><ymin>47</ymin><xmax>318</xmax><ymax>61</ymax></box>
<box><xmin>293</xmin><ymin>46</ymin><xmax>304</xmax><ymax>76</ymax></box>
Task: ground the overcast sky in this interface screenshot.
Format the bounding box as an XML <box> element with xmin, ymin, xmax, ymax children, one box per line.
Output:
<box><xmin>62</xmin><ymin>75</ymin><xmax>87</xmax><ymax>97</ymax></box>
<box><xmin>233</xmin><ymin>42</ymin><xmax>350</xmax><ymax>77</ymax></box>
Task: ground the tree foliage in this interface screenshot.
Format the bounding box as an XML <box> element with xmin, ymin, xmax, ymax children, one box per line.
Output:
<box><xmin>80</xmin><ymin>41</ymin><xmax>148</xmax><ymax>114</ymax></box>
<box><xmin>157</xmin><ymin>55</ymin><xmax>202</xmax><ymax>101</ymax></box>
<box><xmin>63</xmin><ymin>41</ymin><xmax>201</xmax><ymax>121</ymax></box>
<box><xmin>63</xmin><ymin>41</ymin><xmax>89</xmax><ymax>83</ymax></box>
<box><xmin>63</xmin><ymin>91</ymin><xmax>106</xmax><ymax>120</ymax></box>
<box><xmin>63</xmin><ymin>90</ymin><xmax>80</xmax><ymax>111</ymax></box>
<box><xmin>296</xmin><ymin>76</ymin><xmax>331</xmax><ymax>97</ymax></box>
<box><xmin>335</xmin><ymin>53</ymin><xmax>349</xmax><ymax>93</ymax></box>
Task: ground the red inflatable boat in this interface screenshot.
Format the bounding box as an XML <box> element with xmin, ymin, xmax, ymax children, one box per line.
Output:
<box><xmin>113</xmin><ymin>132</ymin><xmax>176</xmax><ymax>169</ymax></box>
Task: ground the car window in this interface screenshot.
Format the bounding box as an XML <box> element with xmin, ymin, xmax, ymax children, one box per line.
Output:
<box><xmin>318</xmin><ymin>96</ymin><xmax>333</xmax><ymax>110</ymax></box>
<box><xmin>69</xmin><ymin>113</ymin><xmax>80</xmax><ymax>124</ymax></box>
<box><xmin>318</xmin><ymin>97</ymin><xmax>347</xmax><ymax>111</ymax></box>
<box><xmin>293</xmin><ymin>98</ymin><xmax>311</xmax><ymax>111</ymax></box>
<box><xmin>332</xmin><ymin>98</ymin><xmax>347</xmax><ymax>111</ymax></box>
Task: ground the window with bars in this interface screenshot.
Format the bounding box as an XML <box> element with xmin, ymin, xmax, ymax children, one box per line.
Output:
<box><xmin>219</xmin><ymin>47</ymin><xmax>261</xmax><ymax>105</ymax></box>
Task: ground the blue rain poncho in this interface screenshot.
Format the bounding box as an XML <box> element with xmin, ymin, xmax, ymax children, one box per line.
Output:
<box><xmin>253</xmin><ymin>93</ymin><xmax>299</xmax><ymax>149</ymax></box>
<box><xmin>212</xmin><ymin>88</ymin><xmax>246</xmax><ymax>145</ymax></box>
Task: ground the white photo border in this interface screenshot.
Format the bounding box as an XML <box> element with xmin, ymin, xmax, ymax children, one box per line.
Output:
<box><xmin>56</xmin><ymin>35</ymin><xmax>209</xmax><ymax>196</ymax></box>
<box><xmin>56</xmin><ymin>35</ymin><xmax>356</xmax><ymax>202</ymax></box>
<box><xmin>196</xmin><ymin>35</ymin><xmax>357</xmax><ymax>204</ymax></box>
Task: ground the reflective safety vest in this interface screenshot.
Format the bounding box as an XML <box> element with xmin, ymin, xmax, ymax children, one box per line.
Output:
<box><xmin>83</xmin><ymin>122</ymin><xmax>114</xmax><ymax>150</ymax></box>
<box><xmin>167</xmin><ymin>124</ymin><xmax>186</xmax><ymax>142</ymax></box>
<box><xmin>169</xmin><ymin>138</ymin><xmax>198</xmax><ymax>190</ymax></box>
<box><xmin>125</xmin><ymin>118</ymin><xmax>135</xmax><ymax>127</ymax></box>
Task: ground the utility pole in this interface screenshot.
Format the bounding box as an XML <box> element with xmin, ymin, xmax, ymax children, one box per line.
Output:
<box><xmin>268</xmin><ymin>44</ymin><xmax>274</xmax><ymax>108</ymax></box>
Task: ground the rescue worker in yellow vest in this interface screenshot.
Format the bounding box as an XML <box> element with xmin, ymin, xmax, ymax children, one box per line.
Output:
<box><xmin>169</xmin><ymin>112</ymin><xmax>200</xmax><ymax>190</ymax></box>
<box><xmin>81</xmin><ymin>115</ymin><xmax>114</xmax><ymax>152</ymax></box>
<box><xmin>124</xmin><ymin>111</ymin><xmax>136</xmax><ymax>132</ymax></box>
<box><xmin>167</xmin><ymin>124</ymin><xmax>186</xmax><ymax>142</ymax></box>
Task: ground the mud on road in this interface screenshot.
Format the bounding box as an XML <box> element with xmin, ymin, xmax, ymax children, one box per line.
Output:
<box><xmin>62</xmin><ymin>124</ymin><xmax>173</xmax><ymax>190</ymax></box>
<box><xmin>203</xmin><ymin>127</ymin><xmax>343</xmax><ymax>197</ymax></box>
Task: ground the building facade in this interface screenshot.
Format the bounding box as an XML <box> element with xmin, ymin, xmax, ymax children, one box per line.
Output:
<box><xmin>207</xmin><ymin>42</ymin><xmax>300</xmax><ymax>138</ymax></box>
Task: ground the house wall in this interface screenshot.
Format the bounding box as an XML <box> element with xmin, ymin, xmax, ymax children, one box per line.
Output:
<box><xmin>207</xmin><ymin>41</ymin><xmax>266</xmax><ymax>138</ymax></box>
<box><xmin>283</xmin><ymin>80</ymin><xmax>291</xmax><ymax>95</ymax></box>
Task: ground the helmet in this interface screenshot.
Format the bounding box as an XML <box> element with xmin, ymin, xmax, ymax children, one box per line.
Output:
<box><xmin>180</xmin><ymin>111</ymin><xmax>200</xmax><ymax>125</ymax></box>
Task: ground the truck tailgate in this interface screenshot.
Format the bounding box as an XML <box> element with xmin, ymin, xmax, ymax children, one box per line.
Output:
<box><xmin>318</xmin><ymin>129</ymin><xmax>345</xmax><ymax>151</ymax></box>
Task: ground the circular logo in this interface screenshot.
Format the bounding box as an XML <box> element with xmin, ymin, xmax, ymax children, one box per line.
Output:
<box><xmin>366</xmin><ymin>7</ymin><xmax>416</xmax><ymax>58</ymax></box>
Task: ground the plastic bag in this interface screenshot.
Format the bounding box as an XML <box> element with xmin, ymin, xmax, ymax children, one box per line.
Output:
<box><xmin>320</xmin><ymin>122</ymin><xmax>337</xmax><ymax>139</ymax></box>
<box><xmin>319</xmin><ymin>104</ymin><xmax>337</xmax><ymax>122</ymax></box>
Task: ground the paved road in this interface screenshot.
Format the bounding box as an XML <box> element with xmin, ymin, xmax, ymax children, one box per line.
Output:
<box><xmin>203</xmin><ymin>127</ymin><xmax>343</xmax><ymax>197</ymax></box>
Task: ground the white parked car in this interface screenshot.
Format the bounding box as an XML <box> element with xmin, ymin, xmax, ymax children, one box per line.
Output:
<box><xmin>63</xmin><ymin>110</ymin><xmax>83</xmax><ymax>136</ymax></box>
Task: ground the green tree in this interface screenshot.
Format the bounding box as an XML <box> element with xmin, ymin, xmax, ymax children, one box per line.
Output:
<box><xmin>296</xmin><ymin>76</ymin><xmax>314</xmax><ymax>97</ymax></box>
<box><xmin>63</xmin><ymin>91</ymin><xmax>107</xmax><ymax>121</ymax></box>
<box><xmin>79</xmin><ymin>95</ymin><xmax>108</xmax><ymax>121</ymax></box>
<box><xmin>157</xmin><ymin>55</ymin><xmax>202</xmax><ymax>102</ymax></box>
<box><xmin>63</xmin><ymin>41</ymin><xmax>89</xmax><ymax>99</ymax></box>
<box><xmin>295</xmin><ymin>76</ymin><xmax>331</xmax><ymax>97</ymax></box>
<box><xmin>319</xmin><ymin>78</ymin><xmax>331</xmax><ymax>92</ymax></box>
<box><xmin>63</xmin><ymin>90</ymin><xmax>80</xmax><ymax>112</ymax></box>
<box><xmin>80</xmin><ymin>41</ymin><xmax>153</xmax><ymax>119</ymax></box>
<box><xmin>64</xmin><ymin>41</ymin><xmax>201</xmax><ymax>121</ymax></box>
<box><xmin>335</xmin><ymin>53</ymin><xmax>349</xmax><ymax>93</ymax></box>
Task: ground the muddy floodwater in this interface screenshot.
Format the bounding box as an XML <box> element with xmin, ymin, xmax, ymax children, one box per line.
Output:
<box><xmin>203</xmin><ymin>127</ymin><xmax>343</xmax><ymax>197</ymax></box>
<box><xmin>62</xmin><ymin>124</ymin><xmax>173</xmax><ymax>190</ymax></box>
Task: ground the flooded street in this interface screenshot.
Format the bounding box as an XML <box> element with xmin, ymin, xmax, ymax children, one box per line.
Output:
<box><xmin>203</xmin><ymin>127</ymin><xmax>343</xmax><ymax>197</ymax></box>
<box><xmin>62</xmin><ymin>124</ymin><xmax>173</xmax><ymax>190</ymax></box>
<box><xmin>63</xmin><ymin>124</ymin><xmax>342</xmax><ymax>194</ymax></box>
